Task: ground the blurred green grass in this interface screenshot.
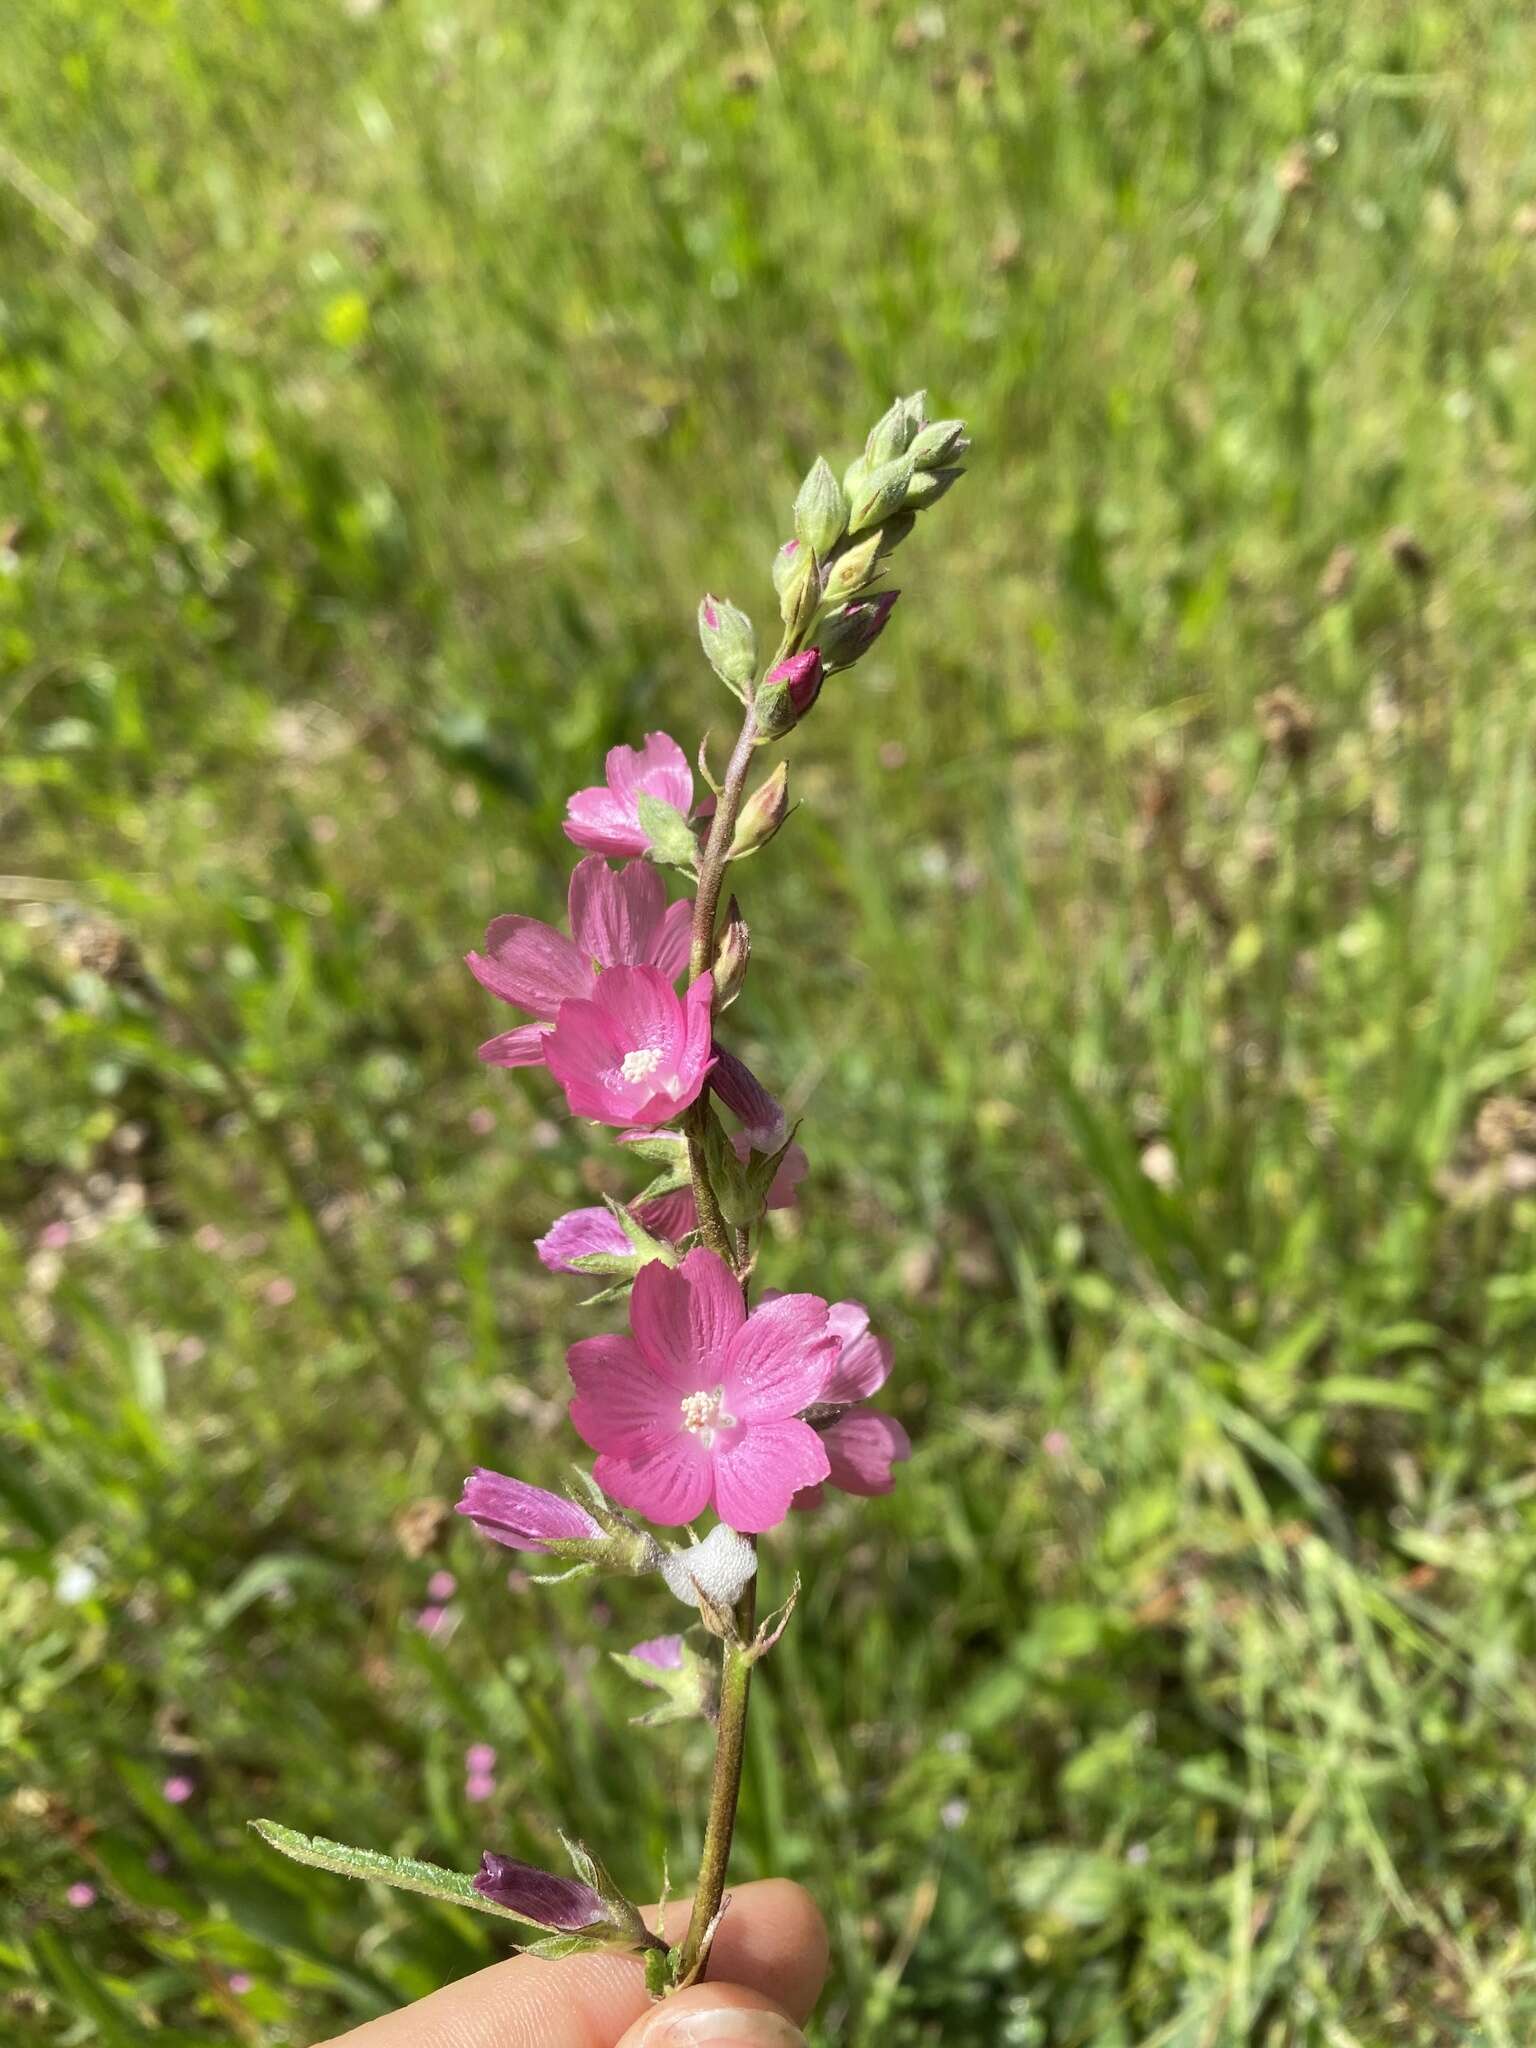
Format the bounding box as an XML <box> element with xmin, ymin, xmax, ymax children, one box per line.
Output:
<box><xmin>5</xmin><ymin>0</ymin><xmax>1536</xmax><ymax>2040</ymax></box>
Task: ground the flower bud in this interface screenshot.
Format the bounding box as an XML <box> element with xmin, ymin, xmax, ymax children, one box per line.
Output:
<box><xmin>712</xmin><ymin>898</ymin><xmax>750</xmax><ymax>1009</ymax></box>
<box><xmin>697</xmin><ymin>594</ymin><xmax>756</xmax><ymax>693</ymax></box>
<box><xmin>754</xmin><ymin>648</ymin><xmax>823</xmax><ymax>738</ymax></box>
<box><xmin>456</xmin><ymin>1468</ymin><xmax>663</xmax><ymax>1576</ymax></box>
<box><xmin>728</xmin><ymin>760</ymin><xmax>790</xmax><ymax>857</ymax></box>
<box><xmin>473</xmin><ymin>1854</ymin><xmax>608</xmax><ymax>1933</ymax></box>
<box><xmin>909</xmin><ymin>418</ymin><xmax>970</xmax><ymax>469</ymax></box>
<box><xmin>777</xmin><ymin>546</ymin><xmax>821</xmax><ymax>640</ymax></box>
<box><xmin>903</xmin><ymin>465</ymin><xmax>964</xmax><ymax>510</ymax></box>
<box><xmin>820</xmin><ymin>527</ymin><xmax>885</xmax><ymax>604</ymax></box>
<box><xmin>793</xmin><ymin>455</ymin><xmax>848</xmax><ymax>558</ymax></box>
<box><xmin>819</xmin><ymin>590</ymin><xmax>899</xmax><ymax>670</ymax></box>
<box><xmin>848</xmin><ymin>454</ymin><xmax>916</xmax><ymax>535</ymax></box>
<box><xmin>864</xmin><ymin>390</ymin><xmax>925</xmax><ymax>468</ymax></box>
<box><xmin>771</xmin><ymin>537</ymin><xmax>802</xmax><ymax>597</ymax></box>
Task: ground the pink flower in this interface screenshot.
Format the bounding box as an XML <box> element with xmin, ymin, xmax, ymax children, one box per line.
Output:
<box><xmin>162</xmin><ymin>1775</ymin><xmax>195</xmax><ymax>1805</ymax></box>
<box><xmin>39</xmin><ymin>1220</ymin><xmax>73</xmax><ymax>1251</ymax></box>
<box><xmin>629</xmin><ymin>1634</ymin><xmax>684</xmax><ymax>1670</ymax></box>
<box><xmin>465</xmin><ymin>1742</ymin><xmax>497</xmax><ymax>1773</ymax></box>
<box><xmin>66</xmin><ymin>1881</ymin><xmax>96</xmax><ymax>1909</ymax></box>
<box><xmin>563</xmin><ymin>732</ymin><xmax>695</xmax><ymax>859</ymax></box>
<box><xmin>472</xmin><ymin>1852</ymin><xmax>608</xmax><ymax>1932</ymax></box>
<box><xmin>228</xmin><ymin>1973</ymin><xmax>254</xmax><ymax>1995</ymax></box>
<box><xmin>535</xmin><ymin>1143</ymin><xmax>806</xmax><ymax>1274</ymax></box>
<box><xmin>455</xmin><ymin>1469</ymin><xmax>602</xmax><ymax>1553</ymax></box>
<box><xmin>415</xmin><ymin>1604</ymin><xmax>449</xmax><ymax>1636</ymax></box>
<box><xmin>465</xmin><ymin>1772</ymin><xmax>495</xmax><ymax>1802</ymax></box>
<box><xmin>544</xmin><ymin>967</ymin><xmax>715</xmax><ymax>1129</ymax></box>
<box><xmin>786</xmin><ymin>1298</ymin><xmax>910</xmax><ymax>1509</ymax></box>
<box><xmin>471</xmin><ymin>856</ymin><xmax>692</xmax><ymax>1069</ymax></box>
<box><xmin>263</xmin><ymin>1276</ymin><xmax>296</xmax><ymax>1308</ymax></box>
<box><xmin>567</xmin><ymin>1248</ymin><xmax>838</xmax><ymax>1533</ymax></box>
<box><xmin>427</xmin><ymin>1569</ymin><xmax>457</xmax><ymax>1601</ymax></box>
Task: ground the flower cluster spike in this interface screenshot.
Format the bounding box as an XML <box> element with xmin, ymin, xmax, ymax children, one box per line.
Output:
<box><xmin>253</xmin><ymin>390</ymin><xmax>967</xmax><ymax>1996</ymax></box>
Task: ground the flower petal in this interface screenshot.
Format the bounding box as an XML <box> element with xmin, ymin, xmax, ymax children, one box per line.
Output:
<box><xmin>590</xmin><ymin>962</ymin><xmax>685</xmax><ymax>1059</ymax></box>
<box><xmin>722</xmin><ymin>1293</ymin><xmax>838</xmax><ymax>1420</ymax></box>
<box><xmin>594</xmin><ymin>1440</ymin><xmax>713</xmax><ymax>1526</ymax></box>
<box><xmin>822</xmin><ymin>1411</ymin><xmax>911</xmax><ymax>1496</ymax></box>
<box><xmin>544</xmin><ymin>995</ymin><xmax>626</xmax><ymax>1119</ymax></box>
<box><xmin>604</xmin><ymin>731</ymin><xmax>693</xmax><ymax>816</ymax></box>
<box><xmin>477</xmin><ymin>1023</ymin><xmax>553</xmax><ymax>1068</ymax></box>
<box><xmin>630</xmin><ymin>1248</ymin><xmax>745</xmax><ymax>1392</ymax></box>
<box><xmin>711</xmin><ymin>1419</ymin><xmax>830</xmax><ymax>1533</ymax></box>
<box><xmin>535</xmin><ymin>1206</ymin><xmax>631</xmax><ymax>1273</ymax></box>
<box><xmin>568</xmin><ymin>857</ymin><xmax>667</xmax><ymax>970</ymax></box>
<box><xmin>567</xmin><ymin>1334</ymin><xmax>675</xmax><ymax>1454</ymax></box>
<box><xmin>467</xmin><ymin>916</ymin><xmax>593</xmax><ymax>1015</ymax></box>
<box><xmin>649</xmin><ymin>898</ymin><xmax>695</xmax><ymax>982</ymax></box>
<box><xmin>822</xmin><ymin>1300</ymin><xmax>894</xmax><ymax>1403</ymax></box>
<box><xmin>564</xmin><ymin>785</ymin><xmax>649</xmax><ymax>857</ymax></box>
<box><xmin>636</xmin><ymin>1187</ymin><xmax>698</xmax><ymax>1243</ymax></box>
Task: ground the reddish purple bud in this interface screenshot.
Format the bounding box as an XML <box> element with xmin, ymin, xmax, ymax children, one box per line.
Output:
<box><xmin>629</xmin><ymin>1634</ymin><xmax>685</xmax><ymax>1670</ymax></box>
<box><xmin>472</xmin><ymin>1853</ymin><xmax>608</xmax><ymax>1932</ymax></box>
<box><xmin>766</xmin><ymin>648</ymin><xmax>823</xmax><ymax>717</ymax></box>
<box><xmin>819</xmin><ymin>590</ymin><xmax>899</xmax><ymax>671</ymax></box>
<box><xmin>710</xmin><ymin>1048</ymin><xmax>788</xmax><ymax>1150</ymax></box>
<box><xmin>456</xmin><ymin>1468</ymin><xmax>602</xmax><ymax>1553</ymax></box>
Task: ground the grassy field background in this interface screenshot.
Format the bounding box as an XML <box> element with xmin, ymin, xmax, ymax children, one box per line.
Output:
<box><xmin>6</xmin><ymin>1</ymin><xmax>1536</xmax><ymax>2041</ymax></box>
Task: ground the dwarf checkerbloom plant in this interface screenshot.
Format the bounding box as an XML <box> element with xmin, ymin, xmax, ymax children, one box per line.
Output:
<box><xmin>254</xmin><ymin>390</ymin><xmax>966</xmax><ymax>1997</ymax></box>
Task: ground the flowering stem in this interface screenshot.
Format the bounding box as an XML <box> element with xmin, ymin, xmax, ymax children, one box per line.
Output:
<box><xmin>675</xmin><ymin>1569</ymin><xmax>757</xmax><ymax>1986</ymax></box>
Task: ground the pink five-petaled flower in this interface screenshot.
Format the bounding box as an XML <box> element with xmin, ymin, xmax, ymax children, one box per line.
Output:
<box><xmin>472</xmin><ymin>1853</ymin><xmax>607</xmax><ymax>1932</ymax></box>
<box><xmin>563</xmin><ymin>732</ymin><xmax>695</xmax><ymax>859</ymax></box>
<box><xmin>535</xmin><ymin>1140</ymin><xmax>807</xmax><ymax>1274</ymax></box>
<box><xmin>544</xmin><ymin>966</ymin><xmax>715</xmax><ymax>1129</ymax></box>
<box><xmin>567</xmin><ymin>1248</ymin><xmax>838</xmax><ymax>1533</ymax></box>
<box><xmin>470</xmin><ymin>856</ymin><xmax>692</xmax><ymax>1070</ymax></box>
<box><xmin>455</xmin><ymin>1469</ymin><xmax>602</xmax><ymax>1553</ymax></box>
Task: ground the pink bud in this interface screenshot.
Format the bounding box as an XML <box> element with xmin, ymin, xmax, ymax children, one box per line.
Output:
<box><xmin>765</xmin><ymin>648</ymin><xmax>823</xmax><ymax>717</ymax></box>
<box><xmin>162</xmin><ymin>1775</ymin><xmax>195</xmax><ymax>1805</ymax></box>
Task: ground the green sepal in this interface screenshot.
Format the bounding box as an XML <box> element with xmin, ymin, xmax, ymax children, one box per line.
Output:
<box><xmin>742</xmin><ymin>1123</ymin><xmax>800</xmax><ymax>1209</ymax></box>
<box><xmin>634</xmin><ymin>1162</ymin><xmax>695</xmax><ymax>1201</ymax></box>
<box><xmin>848</xmin><ymin>453</ymin><xmax>916</xmax><ymax>535</ymax></box>
<box><xmin>579</xmin><ymin>1280</ymin><xmax>635</xmax><ymax>1307</ymax></box>
<box><xmin>620</xmin><ymin>1131</ymin><xmax>689</xmax><ymax>1165</ymax></box>
<box><xmin>635</xmin><ymin>793</ymin><xmax>699</xmax><ymax>871</ymax></box>
<box><xmin>603</xmin><ymin>1195</ymin><xmax>679</xmax><ymax>1267</ymax></box>
<box><xmin>645</xmin><ymin>1945</ymin><xmax>680</xmax><ymax>1998</ymax></box>
<box><xmin>250</xmin><ymin>1820</ymin><xmax>535</xmax><ymax>1927</ymax></box>
<box><xmin>522</xmin><ymin>1932</ymin><xmax>616</xmax><ymax>1961</ymax></box>
<box><xmin>702</xmin><ymin>1109</ymin><xmax>757</xmax><ymax>1229</ymax></box>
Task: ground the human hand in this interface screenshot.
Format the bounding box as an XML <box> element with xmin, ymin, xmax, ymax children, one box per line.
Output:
<box><xmin>319</xmin><ymin>1879</ymin><xmax>826</xmax><ymax>2047</ymax></box>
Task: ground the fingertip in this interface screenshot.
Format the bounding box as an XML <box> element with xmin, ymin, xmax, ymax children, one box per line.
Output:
<box><xmin>614</xmin><ymin>1984</ymin><xmax>806</xmax><ymax>2047</ymax></box>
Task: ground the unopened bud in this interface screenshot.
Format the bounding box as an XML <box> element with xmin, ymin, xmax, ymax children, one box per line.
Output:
<box><xmin>729</xmin><ymin>760</ymin><xmax>790</xmax><ymax>857</ymax></box>
<box><xmin>771</xmin><ymin>537</ymin><xmax>803</xmax><ymax>597</ymax></box>
<box><xmin>821</xmin><ymin>527</ymin><xmax>885</xmax><ymax>604</ymax></box>
<box><xmin>697</xmin><ymin>594</ymin><xmax>757</xmax><ymax>693</ymax></box>
<box><xmin>777</xmin><ymin>547</ymin><xmax>821</xmax><ymax>640</ymax></box>
<box><xmin>793</xmin><ymin>455</ymin><xmax>848</xmax><ymax>558</ymax></box>
<box><xmin>819</xmin><ymin>590</ymin><xmax>899</xmax><ymax>670</ymax></box>
<box><xmin>712</xmin><ymin>899</ymin><xmax>750</xmax><ymax>1009</ymax></box>
<box><xmin>909</xmin><ymin>418</ymin><xmax>970</xmax><ymax>468</ymax></box>
<box><xmin>848</xmin><ymin>454</ymin><xmax>916</xmax><ymax>535</ymax></box>
<box><xmin>754</xmin><ymin>648</ymin><xmax>823</xmax><ymax>738</ymax></box>
<box><xmin>864</xmin><ymin>391</ymin><xmax>925</xmax><ymax>468</ymax></box>
<box><xmin>903</xmin><ymin>465</ymin><xmax>964</xmax><ymax>510</ymax></box>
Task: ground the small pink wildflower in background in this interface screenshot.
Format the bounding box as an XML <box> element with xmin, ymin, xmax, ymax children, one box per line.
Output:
<box><xmin>544</xmin><ymin>967</ymin><xmax>715</xmax><ymax>1128</ymax></box>
<box><xmin>562</xmin><ymin>733</ymin><xmax>694</xmax><ymax>858</ymax></box>
<box><xmin>1042</xmin><ymin>1429</ymin><xmax>1071</xmax><ymax>1459</ymax></box>
<box><xmin>162</xmin><ymin>1775</ymin><xmax>195</xmax><ymax>1805</ymax></box>
<box><xmin>471</xmin><ymin>856</ymin><xmax>691</xmax><ymax>1070</ymax></box>
<box><xmin>426</xmin><ymin>1569</ymin><xmax>457</xmax><ymax>1602</ymax></box>
<box><xmin>466</xmin><ymin>1743</ymin><xmax>496</xmax><ymax>1774</ymax></box>
<box><xmin>39</xmin><ymin>1220</ymin><xmax>73</xmax><ymax>1251</ymax></box>
<box><xmin>193</xmin><ymin>1224</ymin><xmax>226</xmax><ymax>1254</ymax></box>
<box><xmin>228</xmin><ymin>1972</ymin><xmax>253</xmax><ymax>1995</ymax></box>
<box><xmin>465</xmin><ymin>1771</ymin><xmax>495</xmax><ymax>1802</ymax></box>
<box><xmin>466</xmin><ymin>1105</ymin><xmax>496</xmax><ymax>1136</ymax></box>
<box><xmin>66</xmin><ymin>1881</ymin><xmax>96</xmax><ymax>1909</ymax></box>
<box><xmin>415</xmin><ymin>1605</ymin><xmax>449</xmax><ymax>1637</ymax></box>
<box><xmin>262</xmin><ymin>1276</ymin><xmax>296</xmax><ymax>1308</ymax></box>
<box><xmin>567</xmin><ymin>1248</ymin><xmax>838</xmax><ymax>1531</ymax></box>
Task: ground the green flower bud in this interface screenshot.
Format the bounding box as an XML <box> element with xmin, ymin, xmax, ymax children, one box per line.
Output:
<box><xmin>697</xmin><ymin>594</ymin><xmax>756</xmax><ymax>694</ymax></box>
<box><xmin>820</xmin><ymin>527</ymin><xmax>885</xmax><ymax>604</ymax></box>
<box><xmin>793</xmin><ymin>455</ymin><xmax>848</xmax><ymax>558</ymax></box>
<box><xmin>777</xmin><ymin>547</ymin><xmax>821</xmax><ymax>640</ymax></box>
<box><xmin>711</xmin><ymin>898</ymin><xmax>750</xmax><ymax>1010</ymax></box>
<box><xmin>909</xmin><ymin>418</ymin><xmax>970</xmax><ymax>469</ymax></box>
<box><xmin>848</xmin><ymin>453</ymin><xmax>916</xmax><ymax>535</ymax></box>
<box><xmin>729</xmin><ymin>760</ymin><xmax>790</xmax><ymax>858</ymax></box>
<box><xmin>864</xmin><ymin>391</ymin><xmax>923</xmax><ymax>468</ymax></box>
<box><xmin>770</xmin><ymin>537</ymin><xmax>803</xmax><ymax>597</ymax></box>
<box><xmin>902</xmin><ymin>465</ymin><xmax>964</xmax><ymax>511</ymax></box>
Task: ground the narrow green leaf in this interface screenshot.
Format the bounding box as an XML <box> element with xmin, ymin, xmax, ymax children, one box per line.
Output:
<box><xmin>250</xmin><ymin>1820</ymin><xmax>535</xmax><ymax>1927</ymax></box>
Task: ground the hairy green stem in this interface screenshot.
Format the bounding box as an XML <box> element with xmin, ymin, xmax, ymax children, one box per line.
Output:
<box><xmin>675</xmin><ymin>1570</ymin><xmax>758</xmax><ymax>1985</ymax></box>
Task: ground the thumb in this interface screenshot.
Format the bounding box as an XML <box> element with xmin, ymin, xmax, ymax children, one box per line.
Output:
<box><xmin>614</xmin><ymin>1984</ymin><xmax>807</xmax><ymax>2048</ymax></box>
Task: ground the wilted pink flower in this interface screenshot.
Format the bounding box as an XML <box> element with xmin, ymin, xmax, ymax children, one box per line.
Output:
<box><xmin>162</xmin><ymin>1775</ymin><xmax>195</xmax><ymax>1805</ymax></box>
<box><xmin>536</xmin><ymin>1142</ymin><xmax>806</xmax><ymax>1274</ymax></box>
<box><xmin>786</xmin><ymin>1298</ymin><xmax>910</xmax><ymax>1508</ymax></box>
<box><xmin>66</xmin><ymin>1881</ymin><xmax>96</xmax><ymax>1909</ymax></box>
<box><xmin>563</xmin><ymin>733</ymin><xmax>695</xmax><ymax>859</ymax></box>
<box><xmin>465</xmin><ymin>1742</ymin><xmax>497</xmax><ymax>1773</ymax></box>
<box><xmin>456</xmin><ymin>1469</ymin><xmax>602</xmax><ymax>1553</ymax></box>
<box><xmin>472</xmin><ymin>856</ymin><xmax>692</xmax><ymax>1069</ymax></box>
<box><xmin>465</xmin><ymin>1772</ymin><xmax>495</xmax><ymax>1802</ymax></box>
<box><xmin>567</xmin><ymin>1249</ymin><xmax>837</xmax><ymax>1532</ymax></box>
<box><xmin>629</xmin><ymin>1634</ymin><xmax>685</xmax><ymax>1670</ymax></box>
<box><xmin>472</xmin><ymin>1852</ymin><xmax>607</xmax><ymax>1931</ymax></box>
<box><xmin>427</xmin><ymin>1569</ymin><xmax>457</xmax><ymax>1601</ymax></box>
<box><xmin>544</xmin><ymin>967</ymin><xmax>715</xmax><ymax>1129</ymax></box>
<box><xmin>710</xmin><ymin>1048</ymin><xmax>788</xmax><ymax>1150</ymax></box>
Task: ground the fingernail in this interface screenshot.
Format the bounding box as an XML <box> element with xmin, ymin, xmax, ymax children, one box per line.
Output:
<box><xmin>645</xmin><ymin>2008</ymin><xmax>807</xmax><ymax>2046</ymax></box>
